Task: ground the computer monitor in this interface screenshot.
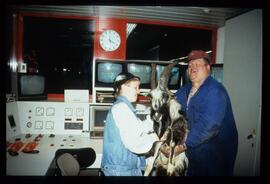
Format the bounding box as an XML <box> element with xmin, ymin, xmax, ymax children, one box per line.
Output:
<box><xmin>89</xmin><ymin>104</ymin><xmax>111</xmax><ymax>138</ymax></box>
<box><xmin>17</xmin><ymin>73</ymin><xmax>47</xmax><ymax>100</ymax></box>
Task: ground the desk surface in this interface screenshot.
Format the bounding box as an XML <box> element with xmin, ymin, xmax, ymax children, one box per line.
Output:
<box><xmin>6</xmin><ymin>134</ymin><xmax>103</xmax><ymax>176</ymax></box>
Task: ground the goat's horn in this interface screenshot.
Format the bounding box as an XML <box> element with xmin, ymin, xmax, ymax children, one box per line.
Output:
<box><xmin>158</xmin><ymin>58</ymin><xmax>182</xmax><ymax>90</ymax></box>
<box><xmin>151</xmin><ymin>63</ymin><xmax>157</xmax><ymax>90</ymax></box>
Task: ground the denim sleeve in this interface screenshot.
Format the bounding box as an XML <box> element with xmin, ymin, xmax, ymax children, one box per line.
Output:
<box><xmin>186</xmin><ymin>88</ymin><xmax>227</xmax><ymax>148</ymax></box>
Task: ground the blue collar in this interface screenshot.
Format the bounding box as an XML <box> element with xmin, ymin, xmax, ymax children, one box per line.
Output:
<box><xmin>116</xmin><ymin>95</ymin><xmax>136</xmax><ymax>113</ymax></box>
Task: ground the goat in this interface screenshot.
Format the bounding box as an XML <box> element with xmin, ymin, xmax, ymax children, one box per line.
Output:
<box><xmin>144</xmin><ymin>59</ymin><xmax>189</xmax><ymax>176</ymax></box>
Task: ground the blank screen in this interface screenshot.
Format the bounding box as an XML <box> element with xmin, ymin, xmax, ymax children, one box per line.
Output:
<box><xmin>156</xmin><ymin>65</ymin><xmax>180</xmax><ymax>85</ymax></box>
<box><xmin>127</xmin><ymin>63</ymin><xmax>151</xmax><ymax>84</ymax></box>
<box><xmin>20</xmin><ymin>75</ymin><xmax>45</xmax><ymax>95</ymax></box>
<box><xmin>211</xmin><ymin>67</ymin><xmax>223</xmax><ymax>83</ymax></box>
<box><xmin>97</xmin><ymin>63</ymin><xmax>123</xmax><ymax>83</ymax></box>
<box><xmin>94</xmin><ymin>109</ymin><xmax>109</xmax><ymax>127</ymax></box>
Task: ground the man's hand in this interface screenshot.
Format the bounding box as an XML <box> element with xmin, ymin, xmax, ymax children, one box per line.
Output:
<box><xmin>174</xmin><ymin>144</ymin><xmax>187</xmax><ymax>154</ymax></box>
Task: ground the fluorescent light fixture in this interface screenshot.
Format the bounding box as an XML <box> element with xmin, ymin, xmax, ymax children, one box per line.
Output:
<box><xmin>127</xmin><ymin>23</ymin><xmax>137</xmax><ymax>38</ymax></box>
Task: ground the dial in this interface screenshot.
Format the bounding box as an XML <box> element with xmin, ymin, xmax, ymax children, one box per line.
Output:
<box><xmin>64</xmin><ymin>108</ymin><xmax>73</xmax><ymax>116</ymax></box>
<box><xmin>99</xmin><ymin>29</ymin><xmax>121</xmax><ymax>51</ymax></box>
<box><xmin>76</xmin><ymin>108</ymin><xmax>84</xmax><ymax>117</ymax></box>
<box><xmin>36</xmin><ymin>107</ymin><xmax>44</xmax><ymax>116</ymax></box>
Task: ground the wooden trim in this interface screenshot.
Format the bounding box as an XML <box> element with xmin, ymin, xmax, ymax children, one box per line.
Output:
<box><xmin>47</xmin><ymin>93</ymin><xmax>64</xmax><ymax>100</ymax></box>
<box><xmin>211</xmin><ymin>29</ymin><xmax>218</xmax><ymax>64</ymax></box>
<box><xmin>48</xmin><ymin>93</ymin><xmax>93</xmax><ymax>101</ymax></box>
<box><xmin>17</xmin><ymin>13</ymin><xmax>23</xmax><ymax>63</ymax></box>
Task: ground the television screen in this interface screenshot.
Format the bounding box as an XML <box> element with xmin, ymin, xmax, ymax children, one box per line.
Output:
<box><xmin>211</xmin><ymin>64</ymin><xmax>223</xmax><ymax>83</ymax></box>
<box><xmin>183</xmin><ymin>68</ymin><xmax>191</xmax><ymax>85</ymax></box>
<box><xmin>156</xmin><ymin>65</ymin><xmax>180</xmax><ymax>85</ymax></box>
<box><xmin>127</xmin><ymin>63</ymin><xmax>152</xmax><ymax>88</ymax></box>
<box><xmin>156</xmin><ymin>65</ymin><xmax>181</xmax><ymax>86</ymax></box>
<box><xmin>18</xmin><ymin>73</ymin><xmax>47</xmax><ymax>100</ymax></box>
<box><xmin>96</xmin><ymin>61</ymin><xmax>123</xmax><ymax>86</ymax></box>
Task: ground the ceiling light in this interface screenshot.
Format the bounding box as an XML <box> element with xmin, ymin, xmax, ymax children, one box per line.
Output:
<box><xmin>203</xmin><ymin>8</ymin><xmax>211</xmax><ymax>13</ymax></box>
<box><xmin>127</xmin><ymin>23</ymin><xmax>137</xmax><ymax>38</ymax></box>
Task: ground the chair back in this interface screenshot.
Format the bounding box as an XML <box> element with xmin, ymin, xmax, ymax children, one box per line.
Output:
<box><xmin>56</xmin><ymin>153</ymin><xmax>80</xmax><ymax>176</ymax></box>
<box><xmin>54</xmin><ymin>147</ymin><xmax>96</xmax><ymax>175</ymax></box>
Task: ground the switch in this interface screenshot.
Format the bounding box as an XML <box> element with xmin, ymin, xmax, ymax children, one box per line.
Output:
<box><xmin>76</xmin><ymin>108</ymin><xmax>84</xmax><ymax>117</ymax></box>
<box><xmin>64</xmin><ymin>108</ymin><xmax>73</xmax><ymax>116</ymax></box>
<box><xmin>46</xmin><ymin>121</ymin><xmax>54</xmax><ymax>130</ymax></box>
<box><xmin>46</xmin><ymin>107</ymin><xmax>55</xmax><ymax>116</ymax></box>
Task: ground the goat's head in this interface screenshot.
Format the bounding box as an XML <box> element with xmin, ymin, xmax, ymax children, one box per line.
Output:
<box><xmin>149</xmin><ymin>59</ymin><xmax>181</xmax><ymax>112</ymax></box>
<box><xmin>148</xmin><ymin>88</ymin><xmax>170</xmax><ymax>112</ymax></box>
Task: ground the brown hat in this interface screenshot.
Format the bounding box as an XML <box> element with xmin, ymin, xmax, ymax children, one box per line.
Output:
<box><xmin>188</xmin><ymin>50</ymin><xmax>211</xmax><ymax>63</ymax></box>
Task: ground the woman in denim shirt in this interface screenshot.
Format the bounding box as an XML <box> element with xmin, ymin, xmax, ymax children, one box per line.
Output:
<box><xmin>101</xmin><ymin>72</ymin><xmax>164</xmax><ymax>176</ymax></box>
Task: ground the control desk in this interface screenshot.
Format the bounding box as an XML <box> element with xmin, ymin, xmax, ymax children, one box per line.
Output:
<box><xmin>6</xmin><ymin>101</ymin><xmax>103</xmax><ymax>176</ymax></box>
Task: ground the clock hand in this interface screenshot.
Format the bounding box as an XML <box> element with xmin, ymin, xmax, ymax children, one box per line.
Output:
<box><xmin>109</xmin><ymin>37</ymin><xmax>115</xmax><ymax>44</ymax></box>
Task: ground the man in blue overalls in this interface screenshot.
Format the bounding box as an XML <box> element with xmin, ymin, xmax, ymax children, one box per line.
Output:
<box><xmin>176</xmin><ymin>50</ymin><xmax>238</xmax><ymax>176</ymax></box>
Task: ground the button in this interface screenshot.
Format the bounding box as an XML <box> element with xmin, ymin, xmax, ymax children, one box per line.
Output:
<box><xmin>15</xmin><ymin>138</ymin><xmax>21</xmax><ymax>141</ymax></box>
<box><xmin>25</xmin><ymin>134</ymin><xmax>32</xmax><ymax>138</ymax></box>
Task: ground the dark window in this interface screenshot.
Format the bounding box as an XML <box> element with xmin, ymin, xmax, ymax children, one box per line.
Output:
<box><xmin>126</xmin><ymin>23</ymin><xmax>213</xmax><ymax>61</ymax></box>
<box><xmin>23</xmin><ymin>17</ymin><xmax>94</xmax><ymax>94</ymax></box>
<box><xmin>5</xmin><ymin>11</ymin><xmax>13</xmax><ymax>94</ymax></box>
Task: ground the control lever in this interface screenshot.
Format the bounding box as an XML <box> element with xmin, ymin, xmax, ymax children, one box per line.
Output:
<box><xmin>7</xmin><ymin>141</ymin><xmax>24</xmax><ymax>156</ymax></box>
<box><xmin>22</xmin><ymin>150</ymin><xmax>40</xmax><ymax>154</ymax></box>
<box><xmin>8</xmin><ymin>149</ymin><xmax>19</xmax><ymax>156</ymax></box>
<box><xmin>22</xmin><ymin>142</ymin><xmax>38</xmax><ymax>153</ymax></box>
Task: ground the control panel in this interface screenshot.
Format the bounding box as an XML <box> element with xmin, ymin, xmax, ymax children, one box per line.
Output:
<box><xmin>16</xmin><ymin>101</ymin><xmax>89</xmax><ymax>136</ymax></box>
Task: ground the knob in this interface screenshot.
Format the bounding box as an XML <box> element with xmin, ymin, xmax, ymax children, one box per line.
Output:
<box><xmin>26</xmin><ymin>122</ymin><xmax>32</xmax><ymax>128</ymax></box>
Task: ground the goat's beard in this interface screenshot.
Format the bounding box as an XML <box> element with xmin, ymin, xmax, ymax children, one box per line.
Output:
<box><xmin>153</xmin><ymin>112</ymin><xmax>162</xmax><ymax>122</ymax></box>
<box><xmin>151</xmin><ymin>104</ymin><xmax>171</xmax><ymax>139</ymax></box>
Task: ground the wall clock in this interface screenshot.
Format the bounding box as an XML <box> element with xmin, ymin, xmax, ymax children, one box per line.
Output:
<box><xmin>99</xmin><ymin>29</ymin><xmax>121</xmax><ymax>51</ymax></box>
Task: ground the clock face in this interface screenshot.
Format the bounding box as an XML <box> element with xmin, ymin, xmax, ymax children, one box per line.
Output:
<box><xmin>99</xmin><ymin>30</ymin><xmax>121</xmax><ymax>51</ymax></box>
